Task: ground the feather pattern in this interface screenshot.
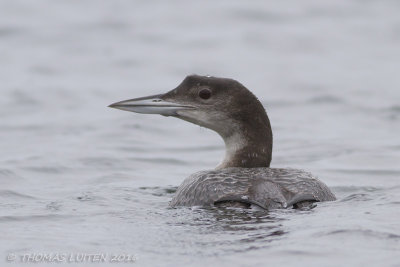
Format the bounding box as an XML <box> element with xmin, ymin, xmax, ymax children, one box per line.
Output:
<box><xmin>170</xmin><ymin>167</ymin><xmax>336</xmax><ymax>209</ymax></box>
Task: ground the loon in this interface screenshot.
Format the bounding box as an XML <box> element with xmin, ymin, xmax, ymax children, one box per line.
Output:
<box><xmin>109</xmin><ymin>75</ymin><xmax>336</xmax><ymax>210</ymax></box>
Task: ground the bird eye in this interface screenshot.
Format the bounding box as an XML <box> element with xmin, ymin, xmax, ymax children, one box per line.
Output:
<box><xmin>198</xmin><ymin>89</ymin><xmax>211</xmax><ymax>100</ymax></box>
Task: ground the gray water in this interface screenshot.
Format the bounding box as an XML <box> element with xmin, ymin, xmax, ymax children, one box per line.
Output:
<box><xmin>1</xmin><ymin>0</ymin><xmax>400</xmax><ymax>266</ymax></box>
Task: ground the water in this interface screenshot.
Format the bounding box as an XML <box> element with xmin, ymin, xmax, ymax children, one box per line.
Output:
<box><xmin>1</xmin><ymin>0</ymin><xmax>400</xmax><ymax>266</ymax></box>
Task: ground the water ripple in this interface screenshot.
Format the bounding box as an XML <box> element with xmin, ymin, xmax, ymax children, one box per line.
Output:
<box><xmin>0</xmin><ymin>190</ymin><xmax>36</xmax><ymax>200</ymax></box>
<box><xmin>324</xmin><ymin>229</ymin><xmax>400</xmax><ymax>240</ymax></box>
<box><xmin>0</xmin><ymin>214</ymin><xmax>71</xmax><ymax>223</ymax></box>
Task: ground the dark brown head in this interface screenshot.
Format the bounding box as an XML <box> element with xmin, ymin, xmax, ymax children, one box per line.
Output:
<box><xmin>109</xmin><ymin>75</ymin><xmax>273</xmax><ymax>168</ymax></box>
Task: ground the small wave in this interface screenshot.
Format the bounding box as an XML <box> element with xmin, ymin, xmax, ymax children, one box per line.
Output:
<box><xmin>323</xmin><ymin>229</ymin><xmax>400</xmax><ymax>240</ymax></box>
<box><xmin>115</xmin><ymin>146</ymin><xmax>149</xmax><ymax>152</ymax></box>
<box><xmin>0</xmin><ymin>169</ymin><xmax>22</xmax><ymax>179</ymax></box>
<box><xmin>0</xmin><ymin>26</ymin><xmax>25</xmax><ymax>37</ymax></box>
<box><xmin>46</xmin><ymin>201</ymin><xmax>63</xmax><ymax>212</ymax></box>
<box><xmin>329</xmin><ymin>169</ymin><xmax>400</xmax><ymax>176</ymax></box>
<box><xmin>10</xmin><ymin>90</ymin><xmax>40</xmax><ymax>106</ymax></box>
<box><xmin>230</xmin><ymin>9</ymin><xmax>283</xmax><ymax>23</ymax></box>
<box><xmin>79</xmin><ymin>19</ymin><xmax>129</xmax><ymax>31</ymax></box>
<box><xmin>138</xmin><ymin>186</ymin><xmax>178</xmax><ymax>196</ymax></box>
<box><xmin>331</xmin><ymin>185</ymin><xmax>381</xmax><ymax>194</ymax></box>
<box><xmin>380</xmin><ymin>105</ymin><xmax>400</xmax><ymax>120</ymax></box>
<box><xmin>29</xmin><ymin>65</ymin><xmax>58</xmax><ymax>75</ymax></box>
<box><xmin>128</xmin><ymin>157</ymin><xmax>187</xmax><ymax>165</ymax></box>
<box><xmin>0</xmin><ymin>214</ymin><xmax>70</xmax><ymax>222</ymax></box>
<box><xmin>385</xmin><ymin>105</ymin><xmax>400</xmax><ymax>113</ymax></box>
<box><xmin>0</xmin><ymin>190</ymin><xmax>36</xmax><ymax>200</ymax></box>
<box><xmin>0</xmin><ymin>169</ymin><xmax>15</xmax><ymax>177</ymax></box>
<box><xmin>307</xmin><ymin>95</ymin><xmax>344</xmax><ymax>104</ymax></box>
<box><xmin>80</xmin><ymin>157</ymin><xmax>120</xmax><ymax>167</ymax></box>
<box><xmin>166</xmin><ymin>145</ymin><xmax>221</xmax><ymax>152</ymax></box>
<box><xmin>23</xmin><ymin>166</ymin><xmax>68</xmax><ymax>174</ymax></box>
<box><xmin>340</xmin><ymin>193</ymin><xmax>374</xmax><ymax>202</ymax></box>
<box><xmin>75</xmin><ymin>192</ymin><xmax>107</xmax><ymax>202</ymax></box>
<box><xmin>91</xmin><ymin>173</ymin><xmax>133</xmax><ymax>184</ymax></box>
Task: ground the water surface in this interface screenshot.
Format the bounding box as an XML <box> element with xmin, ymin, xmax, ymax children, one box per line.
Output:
<box><xmin>1</xmin><ymin>0</ymin><xmax>399</xmax><ymax>266</ymax></box>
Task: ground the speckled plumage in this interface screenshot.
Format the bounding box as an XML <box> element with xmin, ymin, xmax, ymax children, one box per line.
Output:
<box><xmin>170</xmin><ymin>167</ymin><xmax>336</xmax><ymax>209</ymax></box>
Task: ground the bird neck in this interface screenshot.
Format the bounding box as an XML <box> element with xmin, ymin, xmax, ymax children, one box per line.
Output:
<box><xmin>216</xmin><ymin>117</ymin><xmax>273</xmax><ymax>169</ymax></box>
